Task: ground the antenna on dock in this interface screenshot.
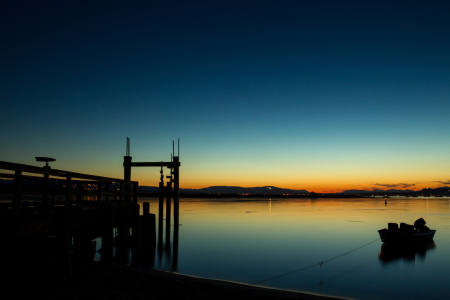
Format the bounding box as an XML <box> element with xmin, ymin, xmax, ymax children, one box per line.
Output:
<box><xmin>126</xmin><ymin>137</ymin><xmax>130</xmax><ymax>156</ymax></box>
<box><xmin>35</xmin><ymin>157</ymin><xmax>55</xmax><ymax>169</ymax></box>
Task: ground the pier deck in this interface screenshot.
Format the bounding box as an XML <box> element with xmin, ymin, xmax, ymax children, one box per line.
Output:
<box><xmin>0</xmin><ymin>160</ymin><xmax>147</xmax><ymax>281</ymax></box>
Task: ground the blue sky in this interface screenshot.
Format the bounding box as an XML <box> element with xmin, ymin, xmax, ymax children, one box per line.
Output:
<box><xmin>1</xmin><ymin>1</ymin><xmax>449</xmax><ymax>191</ymax></box>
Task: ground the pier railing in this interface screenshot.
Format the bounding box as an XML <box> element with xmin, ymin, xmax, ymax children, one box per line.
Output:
<box><xmin>0</xmin><ymin>160</ymin><xmax>138</xmax><ymax>214</ymax></box>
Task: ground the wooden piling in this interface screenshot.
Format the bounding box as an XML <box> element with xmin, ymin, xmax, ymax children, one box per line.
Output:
<box><xmin>131</xmin><ymin>203</ymin><xmax>140</xmax><ymax>266</ymax></box>
<box><xmin>139</xmin><ymin>211</ymin><xmax>156</xmax><ymax>267</ymax></box>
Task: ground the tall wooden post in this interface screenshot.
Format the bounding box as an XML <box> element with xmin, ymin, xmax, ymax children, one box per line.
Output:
<box><xmin>165</xmin><ymin>181</ymin><xmax>172</xmax><ymax>259</ymax></box>
<box><xmin>172</xmin><ymin>151</ymin><xmax>180</xmax><ymax>271</ymax></box>
<box><xmin>157</xmin><ymin>181</ymin><xmax>164</xmax><ymax>261</ymax></box>
<box><xmin>124</xmin><ymin>156</ymin><xmax>132</xmax><ymax>202</ymax></box>
<box><xmin>165</xmin><ymin>181</ymin><xmax>172</xmax><ymax>230</ymax></box>
<box><xmin>173</xmin><ymin>156</ymin><xmax>180</xmax><ymax>226</ymax></box>
<box><xmin>158</xmin><ymin>181</ymin><xmax>164</xmax><ymax>221</ymax></box>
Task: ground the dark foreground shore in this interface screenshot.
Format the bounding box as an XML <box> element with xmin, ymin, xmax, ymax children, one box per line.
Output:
<box><xmin>36</xmin><ymin>262</ymin><xmax>349</xmax><ymax>300</ymax></box>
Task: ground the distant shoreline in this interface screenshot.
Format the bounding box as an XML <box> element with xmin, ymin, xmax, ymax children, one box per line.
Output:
<box><xmin>139</xmin><ymin>193</ymin><xmax>367</xmax><ymax>198</ymax></box>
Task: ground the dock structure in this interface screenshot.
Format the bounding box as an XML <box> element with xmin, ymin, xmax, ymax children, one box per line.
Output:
<box><xmin>0</xmin><ymin>159</ymin><xmax>148</xmax><ymax>282</ymax></box>
<box><xmin>123</xmin><ymin>138</ymin><xmax>181</xmax><ymax>227</ymax></box>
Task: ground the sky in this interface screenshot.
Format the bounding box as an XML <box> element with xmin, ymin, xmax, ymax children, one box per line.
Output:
<box><xmin>1</xmin><ymin>1</ymin><xmax>450</xmax><ymax>193</ymax></box>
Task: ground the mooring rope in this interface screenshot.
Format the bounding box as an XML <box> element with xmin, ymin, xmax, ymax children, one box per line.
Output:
<box><xmin>252</xmin><ymin>238</ymin><xmax>380</xmax><ymax>285</ymax></box>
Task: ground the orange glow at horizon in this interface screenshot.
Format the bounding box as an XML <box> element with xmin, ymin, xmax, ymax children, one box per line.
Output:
<box><xmin>135</xmin><ymin>174</ymin><xmax>446</xmax><ymax>193</ymax></box>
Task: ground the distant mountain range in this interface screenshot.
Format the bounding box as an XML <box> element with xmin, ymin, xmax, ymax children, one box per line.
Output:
<box><xmin>140</xmin><ymin>185</ymin><xmax>309</xmax><ymax>195</ymax></box>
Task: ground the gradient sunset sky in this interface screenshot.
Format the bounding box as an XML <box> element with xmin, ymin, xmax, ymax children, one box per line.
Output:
<box><xmin>1</xmin><ymin>1</ymin><xmax>449</xmax><ymax>193</ymax></box>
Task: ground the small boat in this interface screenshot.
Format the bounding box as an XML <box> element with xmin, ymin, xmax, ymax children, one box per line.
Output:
<box><xmin>378</xmin><ymin>228</ymin><xmax>436</xmax><ymax>245</ymax></box>
<box><xmin>378</xmin><ymin>218</ymin><xmax>436</xmax><ymax>245</ymax></box>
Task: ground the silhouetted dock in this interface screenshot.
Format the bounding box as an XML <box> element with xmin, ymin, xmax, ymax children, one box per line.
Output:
<box><xmin>0</xmin><ymin>159</ymin><xmax>151</xmax><ymax>283</ymax></box>
<box><xmin>0</xmin><ymin>138</ymin><xmax>181</xmax><ymax>286</ymax></box>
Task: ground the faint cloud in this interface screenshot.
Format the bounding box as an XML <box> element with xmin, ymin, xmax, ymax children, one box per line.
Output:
<box><xmin>433</xmin><ymin>180</ymin><xmax>450</xmax><ymax>185</ymax></box>
<box><xmin>374</xmin><ymin>183</ymin><xmax>416</xmax><ymax>189</ymax></box>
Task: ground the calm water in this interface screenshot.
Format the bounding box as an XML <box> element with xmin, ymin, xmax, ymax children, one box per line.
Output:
<box><xmin>137</xmin><ymin>197</ymin><xmax>450</xmax><ymax>300</ymax></box>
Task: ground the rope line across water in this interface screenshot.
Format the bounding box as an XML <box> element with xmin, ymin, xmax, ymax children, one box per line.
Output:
<box><xmin>252</xmin><ymin>238</ymin><xmax>380</xmax><ymax>285</ymax></box>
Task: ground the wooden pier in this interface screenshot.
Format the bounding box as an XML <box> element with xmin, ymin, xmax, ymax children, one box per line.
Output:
<box><xmin>0</xmin><ymin>159</ymin><xmax>151</xmax><ymax>283</ymax></box>
<box><xmin>0</xmin><ymin>139</ymin><xmax>181</xmax><ymax>290</ymax></box>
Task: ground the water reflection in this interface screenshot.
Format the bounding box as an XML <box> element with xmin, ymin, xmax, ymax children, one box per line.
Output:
<box><xmin>156</xmin><ymin>200</ymin><xmax>179</xmax><ymax>271</ymax></box>
<box><xmin>138</xmin><ymin>197</ymin><xmax>450</xmax><ymax>300</ymax></box>
<box><xmin>378</xmin><ymin>241</ymin><xmax>437</xmax><ymax>264</ymax></box>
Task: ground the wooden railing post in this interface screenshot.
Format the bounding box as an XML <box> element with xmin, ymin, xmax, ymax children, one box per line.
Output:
<box><xmin>65</xmin><ymin>174</ymin><xmax>71</xmax><ymax>210</ymax></box>
<box><xmin>105</xmin><ymin>182</ymin><xmax>109</xmax><ymax>202</ymax></box>
<box><xmin>13</xmin><ymin>167</ymin><xmax>22</xmax><ymax>213</ymax></box>
<box><xmin>42</xmin><ymin>173</ymin><xmax>49</xmax><ymax>209</ymax></box>
<box><xmin>97</xmin><ymin>179</ymin><xmax>103</xmax><ymax>203</ymax></box>
<box><xmin>76</xmin><ymin>182</ymin><xmax>82</xmax><ymax>206</ymax></box>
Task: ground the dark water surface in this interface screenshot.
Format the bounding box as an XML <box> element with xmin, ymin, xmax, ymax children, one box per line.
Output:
<box><xmin>137</xmin><ymin>197</ymin><xmax>450</xmax><ymax>300</ymax></box>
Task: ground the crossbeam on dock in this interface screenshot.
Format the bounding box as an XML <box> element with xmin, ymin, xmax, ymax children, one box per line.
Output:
<box><xmin>129</xmin><ymin>162</ymin><xmax>180</xmax><ymax>168</ymax></box>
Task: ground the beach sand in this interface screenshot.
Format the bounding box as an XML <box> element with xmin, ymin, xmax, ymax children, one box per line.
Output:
<box><xmin>36</xmin><ymin>262</ymin><xmax>349</xmax><ymax>300</ymax></box>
